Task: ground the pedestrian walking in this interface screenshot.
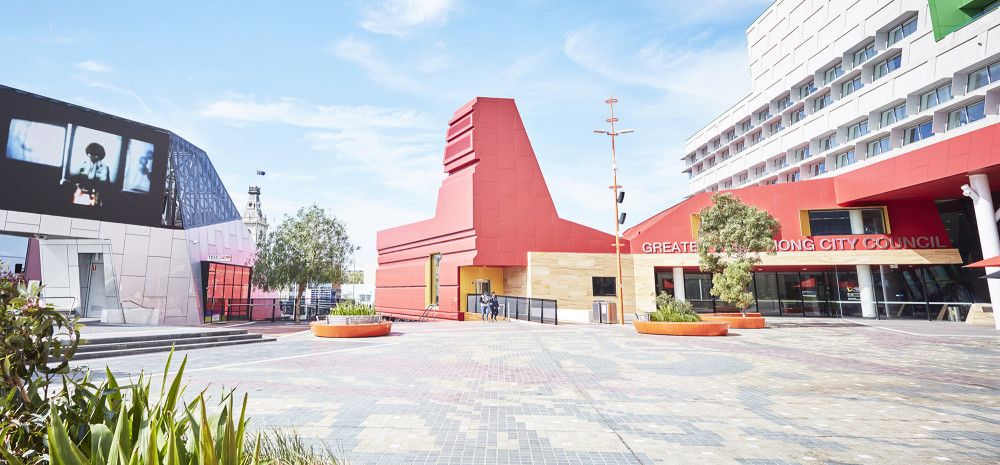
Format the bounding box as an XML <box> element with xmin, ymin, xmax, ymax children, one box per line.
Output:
<box><xmin>489</xmin><ymin>293</ymin><xmax>500</xmax><ymax>321</ymax></box>
<box><xmin>479</xmin><ymin>292</ymin><xmax>490</xmax><ymax>321</ymax></box>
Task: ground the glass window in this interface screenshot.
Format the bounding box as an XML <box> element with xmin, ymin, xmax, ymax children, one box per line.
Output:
<box><xmin>809</xmin><ymin>210</ymin><xmax>852</xmax><ymax>235</ymax></box>
<box><xmin>861</xmin><ymin>208</ymin><xmax>885</xmax><ymax>234</ymax></box>
<box><xmin>786</xmin><ymin>171</ymin><xmax>800</xmax><ymax>182</ymax></box>
<box><xmin>903</xmin><ymin>121</ymin><xmax>933</xmax><ymax>145</ymax></box>
<box><xmin>798</xmin><ymin>80</ymin><xmax>816</xmax><ymax>99</ymax></box>
<box><xmin>847</xmin><ymin>121</ymin><xmax>869</xmax><ymax>140</ymax></box>
<box><xmin>947</xmin><ymin>100</ymin><xmax>987</xmax><ymax>130</ymax></box>
<box><xmin>792</xmin><ymin>146</ymin><xmax>810</xmax><ymax>162</ymax></box>
<box><xmin>810</xmin><ymin>161</ymin><xmax>826</xmax><ymax>176</ymax></box>
<box><xmin>790</xmin><ymin>107</ymin><xmax>806</xmax><ymax>124</ymax></box>
<box><xmin>824</xmin><ymin>63</ymin><xmax>844</xmax><ymax>84</ymax></box>
<box><xmin>592</xmin><ymin>277</ymin><xmax>616</xmax><ymax>296</ymax></box>
<box><xmin>725</xmin><ymin>129</ymin><xmax>736</xmax><ymax>141</ymax></box>
<box><xmin>736</xmin><ymin>141</ymin><xmax>745</xmax><ymax>153</ymax></box>
<box><xmin>880</xmin><ymin>103</ymin><xmax>907</xmax><ymax>128</ymax></box>
<box><xmin>753</xmin><ymin>165</ymin><xmax>765</xmax><ymax>177</ymax></box>
<box><xmin>867</xmin><ymin>136</ymin><xmax>891</xmax><ymax>157</ymax></box>
<box><xmin>740</xmin><ymin>120</ymin><xmax>752</xmax><ymax>133</ymax></box>
<box><xmin>720</xmin><ymin>150</ymin><xmax>729</xmax><ymax>160</ymax></box>
<box><xmin>684</xmin><ymin>273</ymin><xmax>715</xmax><ymax>311</ymax></box>
<box><xmin>774</xmin><ymin>155</ymin><xmax>787</xmax><ymax>168</ymax></box>
<box><xmin>757</xmin><ymin>109</ymin><xmax>771</xmax><ymax>123</ymax></box>
<box><xmin>750</xmin><ymin>131</ymin><xmax>763</xmax><ymax>145</ymax></box>
<box><xmin>814</xmin><ymin>92</ymin><xmax>832</xmax><ymax>111</ymax></box>
<box><xmin>712</xmin><ymin>138</ymin><xmax>721</xmax><ymax>149</ymax></box>
<box><xmin>919</xmin><ymin>83</ymin><xmax>953</xmax><ymax>111</ymax></box>
<box><xmin>888</xmin><ymin>16</ymin><xmax>918</xmax><ymax>45</ymax></box>
<box><xmin>769</xmin><ymin>121</ymin><xmax>784</xmax><ymax>134</ymax></box>
<box><xmin>874</xmin><ymin>54</ymin><xmax>902</xmax><ymax>80</ymax></box>
<box><xmin>853</xmin><ymin>42</ymin><xmax>876</xmax><ymax>66</ymax></box>
<box><xmin>836</xmin><ymin>150</ymin><xmax>856</xmax><ymax>168</ymax></box>
<box><xmin>738</xmin><ymin>173</ymin><xmax>748</xmax><ymax>183</ymax></box>
<box><xmin>818</xmin><ymin>134</ymin><xmax>837</xmax><ymax>151</ymax></box>
<box><xmin>841</xmin><ymin>76</ymin><xmax>863</xmax><ymax>97</ymax></box>
<box><xmin>776</xmin><ymin>94</ymin><xmax>792</xmax><ymax>110</ymax></box>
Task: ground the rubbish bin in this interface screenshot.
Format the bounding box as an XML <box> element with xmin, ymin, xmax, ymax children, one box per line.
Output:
<box><xmin>591</xmin><ymin>300</ymin><xmax>617</xmax><ymax>323</ymax></box>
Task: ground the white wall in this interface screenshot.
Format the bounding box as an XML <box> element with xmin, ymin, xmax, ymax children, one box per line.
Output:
<box><xmin>0</xmin><ymin>209</ymin><xmax>256</xmax><ymax>326</ymax></box>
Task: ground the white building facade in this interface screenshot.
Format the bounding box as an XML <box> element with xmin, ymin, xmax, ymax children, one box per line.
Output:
<box><xmin>684</xmin><ymin>0</ymin><xmax>1000</xmax><ymax>194</ymax></box>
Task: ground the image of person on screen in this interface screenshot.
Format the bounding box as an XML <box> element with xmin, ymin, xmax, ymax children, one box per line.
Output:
<box><xmin>72</xmin><ymin>142</ymin><xmax>111</xmax><ymax>206</ymax></box>
<box><xmin>123</xmin><ymin>148</ymin><xmax>152</xmax><ymax>193</ymax></box>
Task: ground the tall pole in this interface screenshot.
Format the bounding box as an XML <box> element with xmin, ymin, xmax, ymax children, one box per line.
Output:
<box><xmin>595</xmin><ymin>96</ymin><xmax>631</xmax><ymax>324</ymax></box>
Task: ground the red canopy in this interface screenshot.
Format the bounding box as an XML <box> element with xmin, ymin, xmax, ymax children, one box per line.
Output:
<box><xmin>964</xmin><ymin>256</ymin><xmax>1000</xmax><ymax>268</ymax></box>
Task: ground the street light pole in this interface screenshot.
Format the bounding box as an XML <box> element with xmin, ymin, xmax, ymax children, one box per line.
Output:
<box><xmin>594</xmin><ymin>95</ymin><xmax>634</xmax><ymax>324</ymax></box>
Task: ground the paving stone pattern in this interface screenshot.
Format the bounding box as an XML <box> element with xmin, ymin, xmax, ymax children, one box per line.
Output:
<box><xmin>79</xmin><ymin>320</ymin><xmax>1000</xmax><ymax>465</ymax></box>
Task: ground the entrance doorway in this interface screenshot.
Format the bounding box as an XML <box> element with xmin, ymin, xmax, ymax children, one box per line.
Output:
<box><xmin>78</xmin><ymin>253</ymin><xmax>105</xmax><ymax>317</ymax></box>
<box><xmin>474</xmin><ymin>279</ymin><xmax>492</xmax><ymax>295</ymax></box>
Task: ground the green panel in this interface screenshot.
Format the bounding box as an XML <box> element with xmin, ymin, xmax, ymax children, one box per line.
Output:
<box><xmin>928</xmin><ymin>0</ymin><xmax>1000</xmax><ymax>41</ymax></box>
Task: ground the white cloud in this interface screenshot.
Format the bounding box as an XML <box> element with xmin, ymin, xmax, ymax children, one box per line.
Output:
<box><xmin>200</xmin><ymin>94</ymin><xmax>444</xmax><ymax>197</ymax></box>
<box><xmin>360</xmin><ymin>0</ymin><xmax>454</xmax><ymax>36</ymax></box>
<box><xmin>331</xmin><ymin>36</ymin><xmax>428</xmax><ymax>93</ymax></box>
<box><xmin>200</xmin><ymin>94</ymin><xmax>432</xmax><ymax>130</ymax></box>
<box><xmin>76</xmin><ymin>60</ymin><xmax>111</xmax><ymax>73</ymax></box>
<box><xmin>563</xmin><ymin>24</ymin><xmax>751</xmax><ymax>115</ymax></box>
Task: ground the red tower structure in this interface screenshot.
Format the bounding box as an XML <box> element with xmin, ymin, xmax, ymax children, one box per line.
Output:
<box><xmin>375</xmin><ymin>97</ymin><xmax>618</xmax><ymax>320</ymax></box>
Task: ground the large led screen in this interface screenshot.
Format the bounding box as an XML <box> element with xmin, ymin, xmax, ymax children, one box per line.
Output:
<box><xmin>0</xmin><ymin>87</ymin><xmax>175</xmax><ymax>228</ymax></box>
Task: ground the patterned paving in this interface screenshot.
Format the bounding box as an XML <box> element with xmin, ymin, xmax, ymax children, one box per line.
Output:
<box><xmin>77</xmin><ymin>319</ymin><xmax>1000</xmax><ymax>465</ymax></box>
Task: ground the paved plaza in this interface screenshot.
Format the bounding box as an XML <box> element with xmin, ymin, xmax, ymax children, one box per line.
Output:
<box><xmin>75</xmin><ymin>319</ymin><xmax>1000</xmax><ymax>465</ymax></box>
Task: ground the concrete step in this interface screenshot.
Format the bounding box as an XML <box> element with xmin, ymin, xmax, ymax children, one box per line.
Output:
<box><xmin>72</xmin><ymin>336</ymin><xmax>276</xmax><ymax>360</ymax></box>
<box><xmin>80</xmin><ymin>329</ymin><xmax>249</xmax><ymax>345</ymax></box>
<box><xmin>76</xmin><ymin>333</ymin><xmax>265</xmax><ymax>353</ymax></box>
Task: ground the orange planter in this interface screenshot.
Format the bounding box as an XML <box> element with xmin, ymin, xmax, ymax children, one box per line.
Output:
<box><xmin>700</xmin><ymin>315</ymin><xmax>766</xmax><ymax>329</ymax></box>
<box><xmin>711</xmin><ymin>312</ymin><xmax>762</xmax><ymax>318</ymax></box>
<box><xmin>310</xmin><ymin>321</ymin><xmax>392</xmax><ymax>338</ymax></box>
<box><xmin>632</xmin><ymin>320</ymin><xmax>729</xmax><ymax>336</ymax></box>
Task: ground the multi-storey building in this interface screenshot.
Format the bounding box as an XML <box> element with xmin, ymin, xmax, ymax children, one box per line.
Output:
<box><xmin>684</xmin><ymin>0</ymin><xmax>1000</xmax><ymax>194</ymax></box>
<box><xmin>375</xmin><ymin>1</ymin><xmax>1000</xmax><ymax>330</ymax></box>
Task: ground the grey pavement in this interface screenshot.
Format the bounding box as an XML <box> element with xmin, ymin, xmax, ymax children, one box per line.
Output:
<box><xmin>74</xmin><ymin>318</ymin><xmax>1000</xmax><ymax>465</ymax></box>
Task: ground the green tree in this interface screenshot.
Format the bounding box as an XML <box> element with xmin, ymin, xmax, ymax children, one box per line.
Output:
<box><xmin>696</xmin><ymin>193</ymin><xmax>780</xmax><ymax>316</ymax></box>
<box><xmin>251</xmin><ymin>205</ymin><xmax>356</xmax><ymax>322</ymax></box>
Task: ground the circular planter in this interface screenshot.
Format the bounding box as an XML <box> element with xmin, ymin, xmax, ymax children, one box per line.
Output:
<box><xmin>632</xmin><ymin>320</ymin><xmax>729</xmax><ymax>336</ymax></box>
<box><xmin>700</xmin><ymin>314</ymin><xmax>766</xmax><ymax>329</ymax></box>
<box><xmin>310</xmin><ymin>321</ymin><xmax>392</xmax><ymax>338</ymax></box>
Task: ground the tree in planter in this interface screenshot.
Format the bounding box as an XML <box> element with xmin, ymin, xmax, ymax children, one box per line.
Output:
<box><xmin>251</xmin><ymin>205</ymin><xmax>356</xmax><ymax>322</ymax></box>
<box><xmin>696</xmin><ymin>193</ymin><xmax>780</xmax><ymax>317</ymax></box>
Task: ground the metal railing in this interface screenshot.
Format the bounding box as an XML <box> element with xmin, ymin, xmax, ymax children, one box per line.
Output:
<box><xmin>203</xmin><ymin>298</ymin><xmax>358</xmax><ymax>323</ymax></box>
<box><xmin>466</xmin><ymin>294</ymin><xmax>558</xmax><ymax>325</ymax></box>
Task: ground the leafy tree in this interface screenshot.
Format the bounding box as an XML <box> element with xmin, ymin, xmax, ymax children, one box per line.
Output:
<box><xmin>696</xmin><ymin>193</ymin><xmax>780</xmax><ymax>316</ymax></box>
<box><xmin>251</xmin><ymin>205</ymin><xmax>356</xmax><ymax>322</ymax></box>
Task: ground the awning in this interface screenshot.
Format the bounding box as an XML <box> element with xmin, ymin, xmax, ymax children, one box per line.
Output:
<box><xmin>964</xmin><ymin>256</ymin><xmax>1000</xmax><ymax>268</ymax></box>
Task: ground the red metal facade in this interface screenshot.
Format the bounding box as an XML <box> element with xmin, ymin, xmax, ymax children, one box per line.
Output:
<box><xmin>375</xmin><ymin>98</ymin><xmax>616</xmax><ymax>320</ymax></box>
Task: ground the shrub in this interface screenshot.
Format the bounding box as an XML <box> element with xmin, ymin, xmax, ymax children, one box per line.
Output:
<box><xmin>329</xmin><ymin>301</ymin><xmax>374</xmax><ymax>316</ymax></box>
<box><xmin>648</xmin><ymin>293</ymin><xmax>701</xmax><ymax>323</ymax></box>
<box><xmin>1</xmin><ymin>278</ymin><xmax>85</xmax><ymax>464</ymax></box>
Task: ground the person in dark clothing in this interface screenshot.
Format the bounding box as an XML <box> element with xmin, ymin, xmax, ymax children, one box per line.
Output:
<box><xmin>489</xmin><ymin>293</ymin><xmax>500</xmax><ymax>321</ymax></box>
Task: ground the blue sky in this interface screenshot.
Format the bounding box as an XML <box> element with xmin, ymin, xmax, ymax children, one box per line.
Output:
<box><xmin>1</xmin><ymin>0</ymin><xmax>769</xmax><ymax>285</ymax></box>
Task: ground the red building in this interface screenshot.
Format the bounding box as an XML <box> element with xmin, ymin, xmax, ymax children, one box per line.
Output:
<box><xmin>376</xmin><ymin>98</ymin><xmax>1000</xmax><ymax>328</ymax></box>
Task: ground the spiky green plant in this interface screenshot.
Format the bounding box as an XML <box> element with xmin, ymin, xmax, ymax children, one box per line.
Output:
<box><xmin>18</xmin><ymin>351</ymin><xmax>264</xmax><ymax>465</ymax></box>
<box><xmin>328</xmin><ymin>302</ymin><xmax>374</xmax><ymax>316</ymax></box>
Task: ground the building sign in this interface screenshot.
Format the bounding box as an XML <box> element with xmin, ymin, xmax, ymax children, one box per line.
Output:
<box><xmin>207</xmin><ymin>254</ymin><xmax>232</xmax><ymax>262</ymax></box>
<box><xmin>640</xmin><ymin>236</ymin><xmax>948</xmax><ymax>254</ymax></box>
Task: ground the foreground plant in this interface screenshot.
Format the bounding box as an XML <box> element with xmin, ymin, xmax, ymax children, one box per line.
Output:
<box><xmin>328</xmin><ymin>302</ymin><xmax>375</xmax><ymax>316</ymax></box>
<box><xmin>1</xmin><ymin>277</ymin><xmax>85</xmax><ymax>464</ymax></box>
<box><xmin>4</xmin><ymin>351</ymin><xmax>262</xmax><ymax>465</ymax></box>
<box><xmin>648</xmin><ymin>293</ymin><xmax>701</xmax><ymax>323</ymax></box>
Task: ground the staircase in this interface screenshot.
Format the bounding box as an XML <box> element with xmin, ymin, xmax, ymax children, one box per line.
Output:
<box><xmin>74</xmin><ymin>328</ymin><xmax>275</xmax><ymax>360</ymax></box>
